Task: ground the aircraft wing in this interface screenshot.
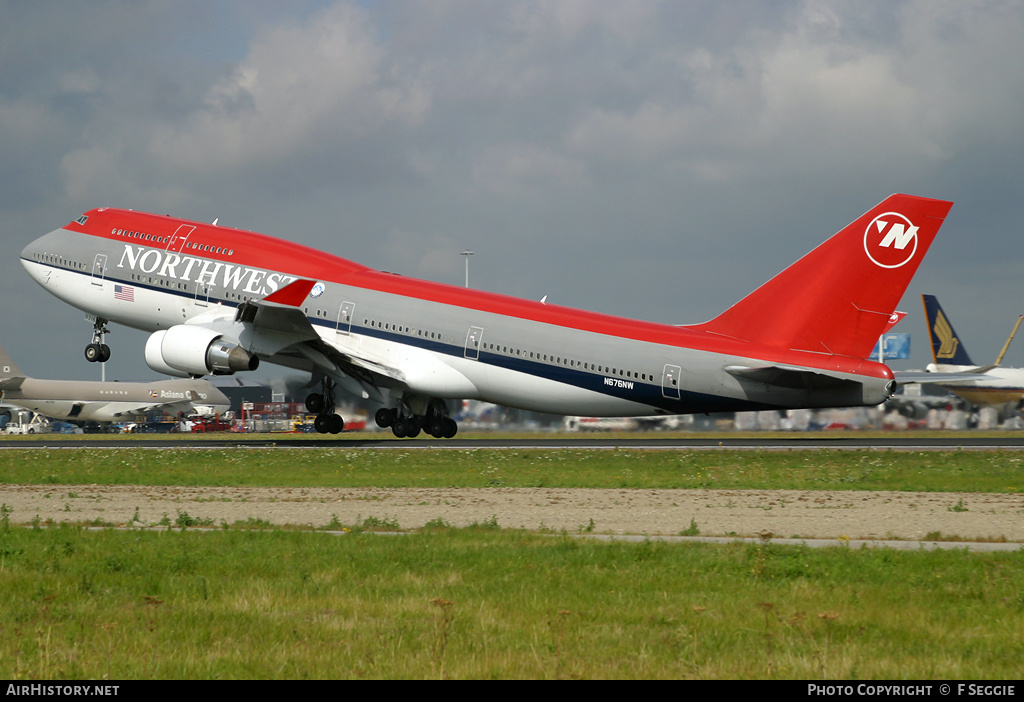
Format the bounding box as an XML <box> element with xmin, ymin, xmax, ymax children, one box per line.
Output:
<box><xmin>242</xmin><ymin>279</ymin><xmax>478</xmax><ymax>403</ymax></box>
<box><xmin>893</xmin><ymin>369</ymin><xmax>1005</xmax><ymax>385</ymax></box>
<box><xmin>234</xmin><ymin>279</ymin><xmax>322</xmax><ymax>352</ymax></box>
<box><xmin>294</xmin><ymin>337</ymin><xmax>401</xmax><ymax>403</ymax></box>
<box><xmin>233</xmin><ymin>279</ymin><xmax>402</xmax><ymax>402</ymax></box>
<box><xmin>118</xmin><ymin>401</ymin><xmax>193</xmax><ymax>417</ymax></box>
<box><xmin>83</xmin><ymin>393</ymin><xmax>230</xmax><ymax>421</ymax></box>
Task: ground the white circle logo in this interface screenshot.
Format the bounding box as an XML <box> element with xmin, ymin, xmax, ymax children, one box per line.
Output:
<box><xmin>309</xmin><ymin>282</ymin><xmax>326</xmax><ymax>298</ymax></box>
<box><xmin>863</xmin><ymin>212</ymin><xmax>919</xmax><ymax>269</ymax></box>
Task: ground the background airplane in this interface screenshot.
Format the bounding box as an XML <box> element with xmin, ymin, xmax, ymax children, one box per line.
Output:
<box><xmin>907</xmin><ymin>294</ymin><xmax>1024</xmax><ymax>415</ymax></box>
<box><xmin>20</xmin><ymin>194</ymin><xmax>952</xmax><ymax>438</ymax></box>
<box><xmin>0</xmin><ymin>344</ymin><xmax>230</xmax><ymax>424</ymax></box>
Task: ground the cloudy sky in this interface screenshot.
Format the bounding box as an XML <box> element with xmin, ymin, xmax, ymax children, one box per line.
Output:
<box><xmin>2</xmin><ymin>0</ymin><xmax>1023</xmax><ymax>384</ymax></box>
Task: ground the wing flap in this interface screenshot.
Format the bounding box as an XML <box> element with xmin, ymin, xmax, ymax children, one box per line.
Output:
<box><xmin>296</xmin><ymin>340</ymin><xmax>393</xmax><ymax>404</ymax></box>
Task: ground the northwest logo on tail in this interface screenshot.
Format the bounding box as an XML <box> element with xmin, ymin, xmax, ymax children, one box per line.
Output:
<box><xmin>863</xmin><ymin>212</ymin><xmax>919</xmax><ymax>269</ymax></box>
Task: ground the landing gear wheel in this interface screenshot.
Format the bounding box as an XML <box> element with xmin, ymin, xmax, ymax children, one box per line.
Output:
<box><xmin>426</xmin><ymin>415</ymin><xmax>458</xmax><ymax>439</ymax></box>
<box><xmin>86</xmin><ymin>317</ymin><xmax>111</xmax><ymax>363</ymax></box>
<box><xmin>428</xmin><ymin>418</ymin><xmax>446</xmax><ymax>438</ymax></box>
<box><xmin>375</xmin><ymin>408</ymin><xmax>396</xmax><ymax>428</ymax></box>
<box><xmin>443</xmin><ymin>418</ymin><xmax>458</xmax><ymax>439</ymax></box>
<box><xmin>84</xmin><ymin>343</ymin><xmax>110</xmax><ymax>363</ymax></box>
<box><xmin>391</xmin><ymin>417</ymin><xmax>409</xmax><ymax>438</ymax></box>
<box><xmin>315</xmin><ymin>413</ymin><xmax>345</xmax><ymax>434</ymax></box>
<box><xmin>391</xmin><ymin>417</ymin><xmax>420</xmax><ymax>438</ymax></box>
<box><xmin>305</xmin><ymin>393</ymin><xmax>324</xmax><ymax>413</ymax></box>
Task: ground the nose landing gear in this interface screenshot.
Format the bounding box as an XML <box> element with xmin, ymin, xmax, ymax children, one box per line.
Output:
<box><xmin>84</xmin><ymin>318</ymin><xmax>111</xmax><ymax>363</ymax></box>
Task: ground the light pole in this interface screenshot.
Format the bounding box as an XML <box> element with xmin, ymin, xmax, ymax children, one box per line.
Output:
<box><xmin>461</xmin><ymin>250</ymin><xmax>474</xmax><ymax>287</ymax></box>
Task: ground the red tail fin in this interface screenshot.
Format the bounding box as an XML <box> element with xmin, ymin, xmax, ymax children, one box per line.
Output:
<box><xmin>695</xmin><ymin>194</ymin><xmax>953</xmax><ymax>358</ymax></box>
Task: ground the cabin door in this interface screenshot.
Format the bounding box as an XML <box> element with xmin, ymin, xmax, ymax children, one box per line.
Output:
<box><xmin>662</xmin><ymin>364</ymin><xmax>681</xmax><ymax>400</ymax></box>
<box><xmin>465</xmin><ymin>326</ymin><xmax>484</xmax><ymax>360</ymax></box>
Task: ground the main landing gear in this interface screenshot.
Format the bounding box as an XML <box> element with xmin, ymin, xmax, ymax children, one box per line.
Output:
<box><xmin>374</xmin><ymin>399</ymin><xmax>458</xmax><ymax>439</ymax></box>
<box><xmin>304</xmin><ymin>378</ymin><xmax>345</xmax><ymax>434</ymax></box>
<box><xmin>84</xmin><ymin>317</ymin><xmax>111</xmax><ymax>363</ymax></box>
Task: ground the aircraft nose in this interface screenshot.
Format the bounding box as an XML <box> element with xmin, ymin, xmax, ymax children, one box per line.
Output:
<box><xmin>21</xmin><ymin>239</ymin><xmax>35</xmax><ymax>263</ymax></box>
<box><xmin>21</xmin><ymin>239</ymin><xmax>43</xmax><ymax>280</ymax></box>
<box><xmin>21</xmin><ymin>229</ymin><xmax>65</xmax><ymax>284</ymax></box>
<box><xmin>21</xmin><ymin>254</ymin><xmax>52</xmax><ymax>289</ymax></box>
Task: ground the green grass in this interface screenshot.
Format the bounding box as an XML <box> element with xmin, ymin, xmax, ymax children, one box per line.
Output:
<box><xmin>0</xmin><ymin>446</ymin><xmax>1021</xmax><ymax>492</ymax></box>
<box><xmin>2</xmin><ymin>445</ymin><xmax>1022</xmax><ymax>679</ymax></box>
<box><xmin>1</xmin><ymin>525</ymin><xmax>1022</xmax><ymax>679</ymax></box>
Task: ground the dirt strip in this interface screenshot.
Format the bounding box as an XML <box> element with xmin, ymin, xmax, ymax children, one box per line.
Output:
<box><xmin>1</xmin><ymin>485</ymin><xmax>1022</xmax><ymax>542</ymax></box>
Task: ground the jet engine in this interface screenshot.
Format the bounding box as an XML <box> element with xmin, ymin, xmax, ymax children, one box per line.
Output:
<box><xmin>893</xmin><ymin>400</ymin><xmax>930</xmax><ymax>420</ymax></box>
<box><xmin>145</xmin><ymin>325</ymin><xmax>259</xmax><ymax>378</ymax></box>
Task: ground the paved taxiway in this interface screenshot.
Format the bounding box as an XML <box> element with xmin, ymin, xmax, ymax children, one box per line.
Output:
<box><xmin>6</xmin><ymin>434</ymin><xmax>1024</xmax><ymax>449</ymax></box>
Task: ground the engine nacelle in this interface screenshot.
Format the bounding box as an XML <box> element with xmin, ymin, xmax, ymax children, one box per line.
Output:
<box><xmin>895</xmin><ymin>401</ymin><xmax>930</xmax><ymax>420</ymax></box>
<box><xmin>145</xmin><ymin>326</ymin><xmax>259</xmax><ymax>378</ymax></box>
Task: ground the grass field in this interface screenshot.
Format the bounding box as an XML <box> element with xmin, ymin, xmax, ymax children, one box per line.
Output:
<box><xmin>2</xmin><ymin>524</ymin><xmax>1023</xmax><ymax>679</ymax></box>
<box><xmin>1</xmin><ymin>442</ymin><xmax>1023</xmax><ymax>679</ymax></box>
<box><xmin>1</xmin><ymin>443</ymin><xmax>1022</xmax><ymax>491</ymax></box>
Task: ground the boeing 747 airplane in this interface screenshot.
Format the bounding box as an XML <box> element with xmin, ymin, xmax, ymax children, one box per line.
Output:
<box><xmin>20</xmin><ymin>194</ymin><xmax>952</xmax><ymax>438</ymax></box>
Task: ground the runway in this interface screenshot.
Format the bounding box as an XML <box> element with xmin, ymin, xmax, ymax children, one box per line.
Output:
<box><xmin>4</xmin><ymin>433</ymin><xmax>1024</xmax><ymax>449</ymax></box>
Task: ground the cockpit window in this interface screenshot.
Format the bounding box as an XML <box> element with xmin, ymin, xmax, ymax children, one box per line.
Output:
<box><xmin>76</xmin><ymin>215</ymin><xmax>88</xmax><ymax>225</ymax></box>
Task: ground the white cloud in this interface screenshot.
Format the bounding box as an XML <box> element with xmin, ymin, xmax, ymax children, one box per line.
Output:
<box><xmin>381</xmin><ymin>227</ymin><xmax>463</xmax><ymax>282</ymax></box>
<box><xmin>147</xmin><ymin>3</ymin><xmax>430</xmax><ymax>172</ymax></box>
<box><xmin>5</xmin><ymin>0</ymin><xmax>1024</xmax><ymax>378</ymax></box>
<box><xmin>511</xmin><ymin>0</ymin><xmax>658</xmax><ymax>42</ymax></box>
<box><xmin>472</xmin><ymin>143</ymin><xmax>586</xmax><ymax>195</ymax></box>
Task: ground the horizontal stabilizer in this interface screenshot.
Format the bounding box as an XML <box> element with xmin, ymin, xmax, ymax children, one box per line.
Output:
<box><xmin>0</xmin><ymin>376</ymin><xmax>25</xmax><ymax>391</ymax></box>
<box><xmin>725</xmin><ymin>364</ymin><xmax>862</xmax><ymax>391</ymax></box>
<box><xmin>882</xmin><ymin>311</ymin><xmax>907</xmax><ymax>335</ymax></box>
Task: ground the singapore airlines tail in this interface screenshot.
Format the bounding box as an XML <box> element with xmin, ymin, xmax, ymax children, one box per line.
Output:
<box><xmin>922</xmin><ymin>293</ymin><xmax>975</xmax><ymax>367</ymax></box>
<box><xmin>695</xmin><ymin>194</ymin><xmax>953</xmax><ymax>359</ymax></box>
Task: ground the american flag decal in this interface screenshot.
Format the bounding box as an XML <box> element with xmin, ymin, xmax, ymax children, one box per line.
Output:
<box><xmin>114</xmin><ymin>284</ymin><xmax>134</xmax><ymax>302</ymax></box>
